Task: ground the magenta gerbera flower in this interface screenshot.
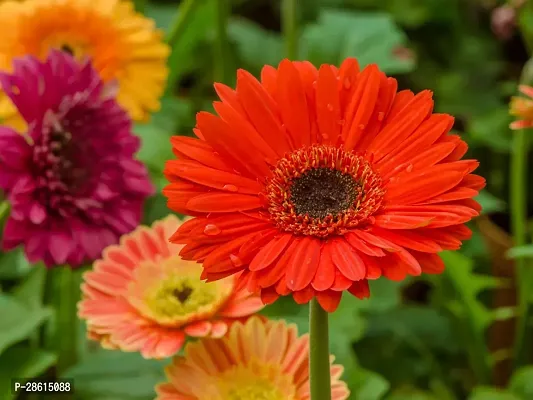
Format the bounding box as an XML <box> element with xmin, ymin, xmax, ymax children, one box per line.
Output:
<box><xmin>0</xmin><ymin>50</ymin><xmax>154</xmax><ymax>267</ymax></box>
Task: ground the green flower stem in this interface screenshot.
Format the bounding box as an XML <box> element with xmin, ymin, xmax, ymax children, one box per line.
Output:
<box><xmin>309</xmin><ymin>299</ymin><xmax>331</xmax><ymax>400</ymax></box>
<box><xmin>214</xmin><ymin>0</ymin><xmax>230</xmax><ymax>83</ymax></box>
<box><xmin>511</xmin><ymin>127</ymin><xmax>531</xmax><ymax>368</ymax></box>
<box><xmin>166</xmin><ymin>0</ymin><xmax>202</xmax><ymax>47</ymax></box>
<box><xmin>0</xmin><ymin>200</ymin><xmax>9</xmax><ymax>221</ymax></box>
<box><xmin>45</xmin><ymin>267</ymin><xmax>79</xmax><ymax>374</ymax></box>
<box><xmin>282</xmin><ymin>0</ymin><xmax>298</xmax><ymax>59</ymax></box>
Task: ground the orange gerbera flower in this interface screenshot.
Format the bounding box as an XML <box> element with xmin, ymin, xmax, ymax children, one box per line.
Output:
<box><xmin>78</xmin><ymin>215</ymin><xmax>264</xmax><ymax>359</ymax></box>
<box><xmin>163</xmin><ymin>58</ymin><xmax>485</xmax><ymax>312</ymax></box>
<box><xmin>510</xmin><ymin>84</ymin><xmax>533</xmax><ymax>129</ymax></box>
<box><xmin>0</xmin><ymin>0</ymin><xmax>169</xmax><ymax>130</ymax></box>
<box><xmin>155</xmin><ymin>317</ymin><xmax>349</xmax><ymax>400</ymax></box>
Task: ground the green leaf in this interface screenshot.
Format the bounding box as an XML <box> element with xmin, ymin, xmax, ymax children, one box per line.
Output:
<box><xmin>469</xmin><ymin>387</ymin><xmax>522</xmax><ymax>400</ymax></box>
<box><xmin>12</xmin><ymin>265</ymin><xmax>46</xmax><ymax>310</ymax></box>
<box><xmin>63</xmin><ymin>350</ymin><xmax>167</xmax><ymax>399</ymax></box>
<box><xmin>0</xmin><ymin>295</ymin><xmax>52</xmax><ymax>355</ymax></box>
<box><xmin>360</xmin><ymin>279</ymin><xmax>402</xmax><ymax>313</ymax></box>
<box><xmin>301</xmin><ymin>10</ymin><xmax>415</xmax><ymax>74</ymax></box>
<box><xmin>0</xmin><ymin>248</ymin><xmax>32</xmax><ymax>280</ymax></box>
<box><xmin>476</xmin><ymin>191</ymin><xmax>507</xmax><ymax>215</ymax></box>
<box><xmin>509</xmin><ymin>366</ymin><xmax>533</xmax><ymax>398</ymax></box>
<box><xmin>468</xmin><ymin>109</ymin><xmax>512</xmax><ymax>151</ymax></box>
<box><xmin>439</xmin><ymin>251</ymin><xmax>497</xmax><ymax>384</ymax></box>
<box><xmin>134</xmin><ymin>96</ymin><xmax>192</xmax><ymax>181</ymax></box>
<box><xmin>163</xmin><ymin>0</ymin><xmax>217</xmax><ymax>91</ymax></box>
<box><xmin>0</xmin><ymin>346</ymin><xmax>57</xmax><ymax>400</ymax></box>
<box><xmin>387</xmin><ymin>387</ymin><xmax>439</xmax><ymax>400</ymax></box>
<box><xmin>228</xmin><ymin>18</ymin><xmax>283</xmax><ymax>73</ymax></box>
<box><xmin>506</xmin><ymin>245</ymin><xmax>533</xmax><ymax>260</ymax></box>
<box><xmin>352</xmin><ymin>368</ymin><xmax>390</xmax><ymax>400</ymax></box>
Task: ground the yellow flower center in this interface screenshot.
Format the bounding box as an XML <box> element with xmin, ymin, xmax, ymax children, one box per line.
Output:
<box><xmin>226</xmin><ymin>381</ymin><xmax>285</xmax><ymax>400</ymax></box>
<box><xmin>127</xmin><ymin>256</ymin><xmax>233</xmax><ymax>327</ymax></box>
<box><xmin>213</xmin><ymin>362</ymin><xmax>296</xmax><ymax>400</ymax></box>
<box><xmin>146</xmin><ymin>276</ymin><xmax>218</xmax><ymax>318</ymax></box>
<box><xmin>510</xmin><ymin>97</ymin><xmax>533</xmax><ymax>119</ymax></box>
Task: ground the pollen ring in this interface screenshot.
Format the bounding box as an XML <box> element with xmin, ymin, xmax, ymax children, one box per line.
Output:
<box><xmin>265</xmin><ymin>145</ymin><xmax>385</xmax><ymax>238</ymax></box>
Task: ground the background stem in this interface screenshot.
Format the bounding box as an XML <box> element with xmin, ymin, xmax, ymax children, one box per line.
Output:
<box><xmin>282</xmin><ymin>0</ymin><xmax>298</xmax><ymax>59</ymax></box>
<box><xmin>510</xmin><ymin>128</ymin><xmax>531</xmax><ymax>368</ymax></box>
<box><xmin>166</xmin><ymin>0</ymin><xmax>201</xmax><ymax>47</ymax></box>
<box><xmin>309</xmin><ymin>299</ymin><xmax>332</xmax><ymax>400</ymax></box>
<box><xmin>214</xmin><ymin>0</ymin><xmax>230</xmax><ymax>83</ymax></box>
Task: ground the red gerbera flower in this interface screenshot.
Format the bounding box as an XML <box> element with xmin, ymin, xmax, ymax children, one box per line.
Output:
<box><xmin>163</xmin><ymin>58</ymin><xmax>485</xmax><ymax>312</ymax></box>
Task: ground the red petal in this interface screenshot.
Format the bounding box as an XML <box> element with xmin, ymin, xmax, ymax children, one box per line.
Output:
<box><xmin>169</xmin><ymin>136</ymin><xmax>234</xmax><ymax>173</ymax></box>
<box><xmin>332</xmin><ymin>270</ymin><xmax>353</xmax><ymax>291</ymax></box>
<box><xmin>277</xmin><ymin>60</ymin><xmax>311</xmax><ymax>148</ymax></box>
<box><xmin>286</xmin><ymin>237</ymin><xmax>321</xmax><ymax>291</ymax></box>
<box><xmin>165</xmin><ymin>159</ymin><xmax>262</xmax><ymax>194</ymax></box>
<box><xmin>187</xmin><ymin>192</ymin><xmax>261</xmax><ymax>212</ymax></box>
<box><xmin>342</xmin><ymin>64</ymin><xmax>382</xmax><ymax>150</ymax></box>
<box><xmin>236</xmin><ymin>70</ymin><xmax>291</xmax><ymax>155</ymax></box>
<box><xmin>348</xmin><ymin>280</ymin><xmax>370</xmax><ymax>299</ymax></box>
<box><xmin>249</xmin><ymin>234</ymin><xmax>292</xmax><ymax>272</ymax></box>
<box><xmin>293</xmin><ymin>286</ymin><xmax>315</xmax><ymax>305</ymax></box>
<box><xmin>345</xmin><ymin>232</ymin><xmax>386</xmax><ymax>257</ymax></box>
<box><xmin>316</xmin><ymin>64</ymin><xmax>341</xmax><ymax>145</ymax></box>
<box><xmin>316</xmin><ymin>291</ymin><xmax>342</xmax><ymax>312</ymax></box>
<box><xmin>330</xmin><ymin>239</ymin><xmax>366</xmax><ymax>281</ymax></box>
<box><xmin>370</xmin><ymin>227</ymin><xmax>442</xmax><ymax>253</ymax></box>
<box><xmin>312</xmin><ymin>243</ymin><xmax>336</xmax><ymax>291</ymax></box>
<box><xmin>260</xmin><ymin>287</ymin><xmax>280</xmax><ymax>305</ymax></box>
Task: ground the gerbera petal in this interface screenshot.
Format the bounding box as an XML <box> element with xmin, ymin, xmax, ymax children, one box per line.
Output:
<box><xmin>234</xmin><ymin>70</ymin><xmax>291</xmax><ymax>155</ymax></box>
<box><xmin>312</xmin><ymin>242</ymin><xmax>337</xmax><ymax>291</ymax></box>
<box><xmin>316</xmin><ymin>64</ymin><xmax>342</xmax><ymax>144</ymax></box>
<box><xmin>249</xmin><ymin>234</ymin><xmax>293</xmax><ymax>272</ymax></box>
<box><xmin>186</xmin><ymin>192</ymin><xmax>262</xmax><ymax>213</ymax></box>
<box><xmin>317</xmin><ymin>290</ymin><xmax>343</xmax><ymax>312</ymax></box>
<box><xmin>286</xmin><ymin>237</ymin><xmax>321</xmax><ymax>291</ymax></box>
<box><xmin>330</xmin><ymin>238</ymin><xmax>366</xmax><ymax>281</ymax></box>
<box><xmin>342</xmin><ymin>64</ymin><xmax>382</xmax><ymax>150</ymax></box>
<box><xmin>277</xmin><ymin>59</ymin><xmax>311</xmax><ymax>148</ymax></box>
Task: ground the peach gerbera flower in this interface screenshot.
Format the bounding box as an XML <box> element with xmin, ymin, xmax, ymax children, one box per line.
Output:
<box><xmin>155</xmin><ymin>317</ymin><xmax>349</xmax><ymax>400</ymax></box>
<box><xmin>510</xmin><ymin>84</ymin><xmax>533</xmax><ymax>129</ymax></box>
<box><xmin>77</xmin><ymin>215</ymin><xmax>264</xmax><ymax>359</ymax></box>
<box><xmin>0</xmin><ymin>0</ymin><xmax>169</xmax><ymax>130</ymax></box>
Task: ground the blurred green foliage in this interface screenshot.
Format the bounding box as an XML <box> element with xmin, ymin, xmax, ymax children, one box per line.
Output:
<box><xmin>1</xmin><ymin>0</ymin><xmax>533</xmax><ymax>399</ymax></box>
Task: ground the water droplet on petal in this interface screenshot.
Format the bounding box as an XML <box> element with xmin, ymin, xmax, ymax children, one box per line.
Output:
<box><xmin>230</xmin><ymin>254</ymin><xmax>243</xmax><ymax>267</ymax></box>
<box><xmin>321</xmin><ymin>132</ymin><xmax>329</xmax><ymax>140</ymax></box>
<box><xmin>359</xmin><ymin>124</ymin><xmax>365</xmax><ymax>130</ymax></box>
<box><xmin>327</xmin><ymin>103</ymin><xmax>334</xmax><ymax>111</ymax></box>
<box><xmin>343</xmin><ymin>78</ymin><xmax>351</xmax><ymax>89</ymax></box>
<box><xmin>405</xmin><ymin>163</ymin><xmax>413</xmax><ymax>172</ymax></box>
<box><xmin>204</xmin><ymin>224</ymin><xmax>221</xmax><ymax>236</ymax></box>
<box><xmin>223</xmin><ymin>184</ymin><xmax>238</xmax><ymax>192</ymax></box>
<box><xmin>337</xmin><ymin>119</ymin><xmax>345</xmax><ymax>126</ymax></box>
<box><xmin>377</xmin><ymin>111</ymin><xmax>385</xmax><ymax>121</ymax></box>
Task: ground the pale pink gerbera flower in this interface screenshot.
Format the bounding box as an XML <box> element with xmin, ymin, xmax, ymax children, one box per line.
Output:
<box><xmin>0</xmin><ymin>50</ymin><xmax>153</xmax><ymax>267</ymax></box>
<box><xmin>155</xmin><ymin>317</ymin><xmax>350</xmax><ymax>400</ymax></box>
<box><xmin>78</xmin><ymin>215</ymin><xmax>265</xmax><ymax>359</ymax></box>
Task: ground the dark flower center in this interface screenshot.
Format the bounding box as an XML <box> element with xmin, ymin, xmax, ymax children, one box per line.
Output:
<box><xmin>290</xmin><ymin>168</ymin><xmax>360</xmax><ymax>219</ymax></box>
<box><xmin>60</xmin><ymin>44</ymin><xmax>74</xmax><ymax>56</ymax></box>
<box><xmin>265</xmin><ymin>145</ymin><xmax>385</xmax><ymax>238</ymax></box>
<box><xmin>172</xmin><ymin>286</ymin><xmax>194</xmax><ymax>303</ymax></box>
<box><xmin>32</xmin><ymin>120</ymin><xmax>95</xmax><ymax>216</ymax></box>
